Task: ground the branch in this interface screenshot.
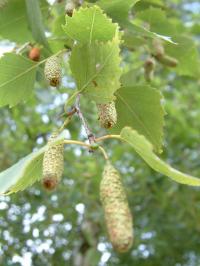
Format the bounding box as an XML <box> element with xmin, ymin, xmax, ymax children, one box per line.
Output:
<box><xmin>95</xmin><ymin>135</ymin><xmax>121</xmax><ymax>142</ymax></box>
<box><xmin>75</xmin><ymin>94</ymin><xmax>95</xmax><ymax>145</ymax></box>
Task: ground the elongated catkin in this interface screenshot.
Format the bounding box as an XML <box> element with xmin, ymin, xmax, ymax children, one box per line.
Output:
<box><xmin>42</xmin><ymin>133</ymin><xmax>64</xmax><ymax>190</ymax></box>
<box><xmin>44</xmin><ymin>56</ymin><xmax>61</xmax><ymax>87</ymax></box>
<box><xmin>100</xmin><ymin>161</ymin><xmax>133</xmax><ymax>252</ymax></box>
<box><xmin>97</xmin><ymin>101</ymin><xmax>117</xmax><ymax>129</ymax></box>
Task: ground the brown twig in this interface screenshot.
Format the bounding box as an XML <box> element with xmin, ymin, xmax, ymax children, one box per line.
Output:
<box><xmin>75</xmin><ymin>94</ymin><xmax>95</xmax><ymax>147</ymax></box>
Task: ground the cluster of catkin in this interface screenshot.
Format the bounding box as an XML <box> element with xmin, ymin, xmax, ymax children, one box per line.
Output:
<box><xmin>44</xmin><ymin>55</ymin><xmax>118</xmax><ymax>129</ymax></box>
<box><xmin>42</xmin><ymin>137</ymin><xmax>133</xmax><ymax>252</ymax></box>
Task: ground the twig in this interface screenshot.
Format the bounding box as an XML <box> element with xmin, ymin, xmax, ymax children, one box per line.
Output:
<box><xmin>63</xmin><ymin>140</ymin><xmax>108</xmax><ymax>160</ymax></box>
<box><xmin>57</xmin><ymin>106</ymin><xmax>77</xmax><ymax>133</ymax></box>
<box><xmin>63</xmin><ymin>139</ymin><xmax>91</xmax><ymax>148</ymax></box>
<box><xmin>99</xmin><ymin>146</ymin><xmax>109</xmax><ymax>160</ymax></box>
<box><xmin>75</xmin><ymin>94</ymin><xmax>95</xmax><ymax>145</ymax></box>
<box><xmin>95</xmin><ymin>135</ymin><xmax>121</xmax><ymax>142</ymax></box>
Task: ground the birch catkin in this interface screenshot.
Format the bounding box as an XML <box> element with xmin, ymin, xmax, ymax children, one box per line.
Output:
<box><xmin>97</xmin><ymin>101</ymin><xmax>117</xmax><ymax>129</ymax></box>
<box><xmin>42</xmin><ymin>133</ymin><xmax>64</xmax><ymax>190</ymax></box>
<box><xmin>44</xmin><ymin>56</ymin><xmax>61</xmax><ymax>87</ymax></box>
<box><xmin>100</xmin><ymin>161</ymin><xmax>133</xmax><ymax>252</ymax></box>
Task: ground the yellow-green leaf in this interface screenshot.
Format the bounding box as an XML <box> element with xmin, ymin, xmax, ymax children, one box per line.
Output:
<box><xmin>121</xmin><ymin>127</ymin><xmax>200</xmax><ymax>186</ymax></box>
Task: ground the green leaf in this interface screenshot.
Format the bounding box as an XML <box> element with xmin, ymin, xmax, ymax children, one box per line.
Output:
<box><xmin>0</xmin><ymin>53</ymin><xmax>37</xmax><ymax>107</ymax></box>
<box><xmin>63</xmin><ymin>5</ymin><xmax>118</xmax><ymax>44</ymax></box>
<box><xmin>0</xmin><ymin>135</ymin><xmax>65</xmax><ymax>195</ymax></box>
<box><xmin>70</xmin><ymin>39</ymin><xmax>121</xmax><ymax>103</ymax></box>
<box><xmin>165</xmin><ymin>36</ymin><xmax>200</xmax><ymax>78</ymax></box>
<box><xmin>0</xmin><ymin>0</ymin><xmax>33</xmax><ymax>43</ymax></box>
<box><xmin>120</xmin><ymin>127</ymin><xmax>200</xmax><ymax>186</ymax></box>
<box><xmin>0</xmin><ymin>150</ymin><xmax>45</xmax><ymax>195</ymax></box>
<box><xmin>136</xmin><ymin>7</ymin><xmax>177</xmax><ymax>37</ymax></box>
<box><xmin>25</xmin><ymin>0</ymin><xmax>51</xmax><ymax>54</ymax></box>
<box><xmin>112</xmin><ymin>86</ymin><xmax>165</xmax><ymax>153</ymax></box>
<box><xmin>97</xmin><ymin>0</ymin><xmax>140</xmax><ymax>23</ymax></box>
<box><xmin>124</xmin><ymin>21</ymin><xmax>176</xmax><ymax>44</ymax></box>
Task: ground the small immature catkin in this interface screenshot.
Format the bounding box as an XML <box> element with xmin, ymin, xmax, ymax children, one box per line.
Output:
<box><xmin>42</xmin><ymin>133</ymin><xmax>64</xmax><ymax>190</ymax></box>
<box><xmin>153</xmin><ymin>39</ymin><xmax>165</xmax><ymax>58</ymax></box>
<box><xmin>144</xmin><ymin>57</ymin><xmax>156</xmax><ymax>82</ymax></box>
<box><xmin>157</xmin><ymin>54</ymin><xmax>178</xmax><ymax>67</ymax></box>
<box><xmin>97</xmin><ymin>101</ymin><xmax>117</xmax><ymax>129</ymax></box>
<box><xmin>100</xmin><ymin>161</ymin><xmax>133</xmax><ymax>253</ymax></box>
<box><xmin>153</xmin><ymin>39</ymin><xmax>178</xmax><ymax>68</ymax></box>
<box><xmin>44</xmin><ymin>56</ymin><xmax>61</xmax><ymax>87</ymax></box>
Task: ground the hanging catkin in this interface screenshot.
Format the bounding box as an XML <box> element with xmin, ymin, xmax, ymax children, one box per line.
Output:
<box><xmin>97</xmin><ymin>101</ymin><xmax>117</xmax><ymax>129</ymax></box>
<box><xmin>44</xmin><ymin>56</ymin><xmax>61</xmax><ymax>87</ymax></box>
<box><xmin>42</xmin><ymin>132</ymin><xmax>64</xmax><ymax>190</ymax></box>
<box><xmin>100</xmin><ymin>161</ymin><xmax>133</xmax><ymax>252</ymax></box>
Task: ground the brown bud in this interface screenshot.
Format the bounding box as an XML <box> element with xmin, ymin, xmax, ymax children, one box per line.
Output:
<box><xmin>97</xmin><ymin>101</ymin><xmax>117</xmax><ymax>129</ymax></box>
<box><xmin>42</xmin><ymin>133</ymin><xmax>64</xmax><ymax>190</ymax></box>
<box><xmin>100</xmin><ymin>161</ymin><xmax>133</xmax><ymax>253</ymax></box>
<box><xmin>28</xmin><ymin>47</ymin><xmax>40</xmax><ymax>62</ymax></box>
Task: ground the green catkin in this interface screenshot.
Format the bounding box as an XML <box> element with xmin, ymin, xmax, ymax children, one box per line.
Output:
<box><xmin>157</xmin><ymin>54</ymin><xmax>178</xmax><ymax>67</ymax></box>
<box><xmin>153</xmin><ymin>39</ymin><xmax>178</xmax><ymax>68</ymax></box>
<box><xmin>100</xmin><ymin>161</ymin><xmax>133</xmax><ymax>253</ymax></box>
<box><xmin>153</xmin><ymin>39</ymin><xmax>165</xmax><ymax>58</ymax></box>
<box><xmin>42</xmin><ymin>133</ymin><xmax>64</xmax><ymax>190</ymax></box>
<box><xmin>144</xmin><ymin>57</ymin><xmax>156</xmax><ymax>82</ymax></box>
<box><xmin>44</xmin><ymin>56</ymin><xmax>61</xmax><ymax>87</ymax></box>
<box><xmin>97</xmin><ymin>101</ymin><xmax>117</xmax><ymax>129</ymax></box>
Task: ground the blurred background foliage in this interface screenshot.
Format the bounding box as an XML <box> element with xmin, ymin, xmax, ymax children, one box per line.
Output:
<box><xmin>0</xmin><ymin>0</ymin><xmax>200</xmax><ymax>265</ymax></box>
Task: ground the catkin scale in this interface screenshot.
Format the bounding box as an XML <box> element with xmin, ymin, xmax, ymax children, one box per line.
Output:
<box><xmin>100</xmin><ymin>162</ymin><xmax>133</xmax><ymax>253</ymax></box>
<box><xmin>97</xmin><ymin>101</ymin><xmax>117</xmax><ymax>129</ymax></box>
<box><xmin>42</xmin><ymin>133</ymin><xmax>64</xmax><ymax>190</ymax></box>
<box><xmin>44</xmin><ymin>56</ymin><xmax>61</xmax><ymax>87</ymax></box>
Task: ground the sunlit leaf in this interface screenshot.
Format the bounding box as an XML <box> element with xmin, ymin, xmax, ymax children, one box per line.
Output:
<box><xmin>63</xmin><ymin>5</ymin><xmax>119</xmax><ymax>44</ymax></box>
<box><xmin>70</xmin><ymin>39</ymin><xmax>121</xmax><ymax>103</ymax></box>
<box><xmin>121</xmin><ymin>127</ymin><xmax>200</xmax><ymax>186</ymax></box>
<box><xmin>0</xmin><ymin>53</ymin><xmax>37</xmax><ymax>107</ymax></box>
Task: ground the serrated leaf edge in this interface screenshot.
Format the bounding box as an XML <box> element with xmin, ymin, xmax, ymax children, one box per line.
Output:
<box><xmin>63</xmin><ymin>5</ymin><xmax>120</xmax><ymax>43</ymax></box>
